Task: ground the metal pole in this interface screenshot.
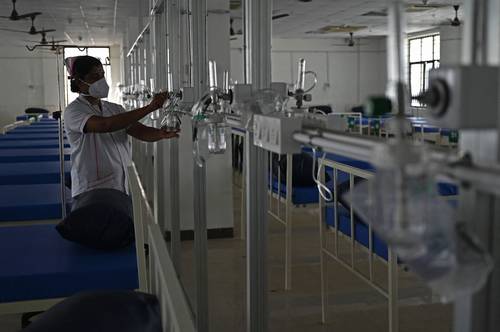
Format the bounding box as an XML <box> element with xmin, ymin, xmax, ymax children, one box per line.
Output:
<box><xmin>153</xmin><ymin>6</ymin><xmax>167</xmax><ymax>234</ymax></box>
<box><xmin>192</xmin><ymin>0</ymin><xmax>207</xmax><ymax>99</ymax></box>
<box><xmin>385</xmin><ymin>1</ymin><xmax>407</xmax><ymax>330</ymax></box>
<box><xmin>168</xmin><ymin>0</ymin><xmax>182</xmax><ymax>273</ymax></box>
<box><xmin>55</xmin><ymin>51</ymin><xmax>67</xmax><ymax>219</ymax></box>
<box><xmin>244</xmin><ymin>0</ymin><xmax>272</xmax><ymax>331</ymax></box>
<box><xmin>387</xmin><ymin>0</ymin><xmax>407</xmax><ymax>117</ymax></box>
<box><xmin>191</xmin><ymin>0</ymin><xmax>209</xmax><ymax>330</ymax></box>
<box><xmin>284</xmin><ymin>154</ymin><xmax>293</xmax><ymax>290</ymax></box>
<box><xmin>193</xmin><ymin>160</ymin><xmax>208</xmax><ymax>332</ymax></box>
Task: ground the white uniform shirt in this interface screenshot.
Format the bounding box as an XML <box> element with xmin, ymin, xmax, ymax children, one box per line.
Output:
<box><xmin>64</xmin><ymin>95</ymin><xmax>132</xmax><ymax>198</ymax></box>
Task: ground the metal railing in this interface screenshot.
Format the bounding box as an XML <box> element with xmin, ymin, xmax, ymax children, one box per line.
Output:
<box><xmin>128</xmin><ymin>164</ymin><xmax>196</xmax><ymax>332</ymax></box>
<box><xmin>267</xmin><ymin>152</ymin><xmax>293</xmax><ymax>290</ymax></box>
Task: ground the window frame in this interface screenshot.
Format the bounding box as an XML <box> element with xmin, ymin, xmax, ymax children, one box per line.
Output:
<box><xmin>408</xmin><ymin>34</ymin><xmax>440</xmax><ymax>108</ymax></box>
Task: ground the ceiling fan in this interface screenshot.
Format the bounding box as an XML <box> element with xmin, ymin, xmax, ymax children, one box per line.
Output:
<box><xmin>330</xmin><ymin>32</ymin><xmax>367</xmax><ymax>47</ymax></box>
<box><xmin>411</xmin><ymin>5</ymin><xmax>461</xmax><ymax>27</ymax></box>
<box><xmin>0</xmin><ymin>14</ymin><xmax>55</xmax><ymax>35</ymax></box>
<box><xmin>0</xmin><ymin>0</ymin><xmax>41</xmax><ymax>21</ymax></box>
<box><xmin>449</xmin><ymin>5</ymin><xmax>461</xmax><ymax>27</ymax></box>
<box><xmin>24</xmin><ymin>32</ymin><xmax>66</xmax><ymax>45</ymax></box>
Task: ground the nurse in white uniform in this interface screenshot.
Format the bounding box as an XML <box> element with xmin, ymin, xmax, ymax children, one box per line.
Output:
<box><xmin>64</xmin><ymin>55</ymin><xmax>177</xmax><ymax>205</ymax></box>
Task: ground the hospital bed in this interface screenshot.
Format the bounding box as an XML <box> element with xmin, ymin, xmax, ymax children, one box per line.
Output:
<box><xmin>26</xmin><ymin>121</ymin><xmax>58</xmax><ymax>126</ymax></box>
<box><xmin>1</xmin><ymin>121</ymin><xmax>30</xmax><ymax>134</ymax></box>
<box><xmin>346</xmin><ymin>114</ymin><xmax>458</xmax><ymax>146</ymax></box>
<box><xmin>0</xmin><ymin>133</ymin><xmax>64</xmax><ymax>140</ymax></box>
<box><xmin>0</xmin><ymin>183</ymin><xmax>70</xmax><ymax>226</ymax></box>
<box><xmin>233</xmin><ymin>111</ymin><xmax>458</xmax><ymax>291</ymax></box>
<box><xmin>0</xmin><ymin>163</ymin><xmax>194</xmax><ymax>332</ymax></box>
<box><xmin>0</xmin><ymin>164</ymin><xmax>152</xmax><ymax>326</ymax></box>
<box><xmin>0</xmin><ymin>148</ymin><xmax>70</xmax><ymax>163</ymax></box>
<box><xmin>317</xmin><ymin>152</ymin><xmax>458</xmax><ymax>332</ymax></box>
<box><xmin>0</xmin><ymin>161</ymin><xmax>70</xmax><ymax>185</ymax></box>
<box><xmin>0</xmin><ymin>225</ymin><xmax>139</xmax><ymax>314</ymax></box>
<box><xmin>0</xmin><ymin>140</ymin><xmax>69</xmax><ymax>149</ymax></box>
<box><xmin>7</xmin><ymin>127</ymin><xmax>60</xmax><ymax>134</ymax></box>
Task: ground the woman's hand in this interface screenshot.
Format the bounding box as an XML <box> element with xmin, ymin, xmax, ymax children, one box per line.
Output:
<box><xmin>159</xmin><ymin>128</ymin><xmax>180</xmax><ymax>139</ymax></box>
<box><xmin>147</xmin><ymin>92</ymin><xmax>169</xmax><ymax>111</ymax></box>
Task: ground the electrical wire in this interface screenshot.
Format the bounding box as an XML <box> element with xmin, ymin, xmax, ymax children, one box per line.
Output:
<box><xmin>312</xmin><ymin>147</ymin><xmax>333</xmax><ymax>202</ymax></box>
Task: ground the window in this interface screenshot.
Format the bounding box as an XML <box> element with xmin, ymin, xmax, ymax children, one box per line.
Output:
<box><xmin>63</xmin><ymin>47</ymin><xmax>112</xmax><ymax>105</ymax></box>
<box><xmin>408</xmin><ymin>34</ymin><xmax>440</xmax><ymax>107</ymax></box>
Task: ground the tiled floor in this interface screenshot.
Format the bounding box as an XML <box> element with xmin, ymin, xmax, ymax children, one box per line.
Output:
<box><xmin>0</xmin><ymin>173</ymin><xmax>452</xmax><ymax>331</ymax></box>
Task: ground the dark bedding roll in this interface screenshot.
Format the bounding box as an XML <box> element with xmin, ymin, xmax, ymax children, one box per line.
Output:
<box><xmin>56</xmin><ymin>188</ymin><xmax>135</xmax><ymax>250</ymax></box>
<box><xmin>23</xmin><ymin>290</ymin><xmax>161</xmax><ymax>332</ymax></box>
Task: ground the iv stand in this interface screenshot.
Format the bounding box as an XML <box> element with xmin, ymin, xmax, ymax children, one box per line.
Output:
<box><xmin>55</xmin><ymin>49</ymin><xmax>67</xmax><ymax>219</ymax></box>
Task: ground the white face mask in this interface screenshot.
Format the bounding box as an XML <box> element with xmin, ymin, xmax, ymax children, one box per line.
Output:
<box><xmin>81</xmin><ymin>77</ymin><xmax>109</xmax><ymax>99</ymax></box>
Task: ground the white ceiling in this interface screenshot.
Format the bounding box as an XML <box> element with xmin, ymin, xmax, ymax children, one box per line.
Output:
<box><xmin>239</xmin><ymin>0</ymin><xmax>464</xmax><ymax>38</ymax></box>
<box><xmin>0</xmin><ymin>0</ymin><xmax>463</xmax><ymax>48</ymax></box>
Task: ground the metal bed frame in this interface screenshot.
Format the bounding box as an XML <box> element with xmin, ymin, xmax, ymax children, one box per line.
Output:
<box><xmin>318</xmin><ymin>157</ymin><xmax>400</xmax><ymax>332</ymax></box>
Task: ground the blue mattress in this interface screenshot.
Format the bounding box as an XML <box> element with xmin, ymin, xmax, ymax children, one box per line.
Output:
<box><xmin>0</xmin><ymin>183</ymin><xmax>71</xmax><ymax>221</ymax></box>
<box><xmin>1</xmin><ymin>133</ymin><xmax>64</xmax><ymax>140</ymax></box>
<box><xmin>232</xmin><ymin>127</ymin><xmax>246</xmax><ymax>134</ymax></box>
<box><xmin>412</xmin><ymin>125</ymin><xmax>440</xmax><ymax>133</ymax></box>
<box><xmin>271</xmin><ymin>179</ymin><xmax>334</xmax><ymax>205</ymax></box>
<box><xmin>0</xmin><ymin>139</ymin><xmax>69</xmax><ymax>149</ymax></box>
<box><xmin>323</xmin><ymin>153</ymin><xmax>375</xmax><ymax>171</ymax></box>
<box><xmin>0</xmin><ymin>148</ymin><xmax>70</xmax><ymax>163</ymax></box>
<box><xmin>30</xmin><ymin>122</ymin><xmax>58</xmax><ymax>126</ymax></box>
<box><xmin>325</xmin><ymin>205</ymin><xmax>388</xmax><ymax>260</ymax></box>
<box><xmin>9</xmin><ymin>127</ymin><xmax>59</xmax><ymax>134</ymax></box>
<box><xmin>351</xmin><ymin>116</ymin><xmax>391</xmax><ymax>126</ymax></box>
<box><xmin>437</xmin><ymin>182</ymin><xmax>458</xmax><ymax>196</ymax></box>
<box><xmin>0</xmin><ymin>161</ymin><xmax>70</xmax><ymax>185</ymax></box>
<box><xmin>0</xmin><ymin>224</ymin><xmax>138</xmax><ymax>303</ymax></box>
<box><xmin>15</xmin><ymin>115</ymin><xmax>29</xmax><ymax>121</ymax></box>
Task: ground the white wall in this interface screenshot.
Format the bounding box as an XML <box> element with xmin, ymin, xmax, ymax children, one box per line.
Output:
<box><xmin>230</xmin><ymin>37</ymin><xmax>387</xmax><ymax>112</ymax></box>
<box><xmin>0</xmin><ymin>46</ymin><xmax>62</xmax><ymax>127</ymax></box>
<box><xmin>109</xmin><ymin>44</ymin><xmax>123</xmax><ymax>104</ymax></box>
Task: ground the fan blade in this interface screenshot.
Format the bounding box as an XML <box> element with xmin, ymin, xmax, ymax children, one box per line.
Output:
<box><xmin>37</xmin><ymin>29</ymin><xmax>56</xmax><ymax>34</ymax></box>
<box><xmin>15</xmin><ymin>12</ymin><xmax>42</xmax><ymax>20</ymax></box>
<box><xmin>0</xmin><ymin>16</ymin><xmax>13</xmax><ymax>19</ymax></box>
<box><xmin>272</xmin><ymin>13</ymin><xmax>289</xmax><ymax>20</ymax></box>
<box><xmin>0</xmin><ymin>27</ymin><xmax>29</xmax><ymax>33</ymax></box>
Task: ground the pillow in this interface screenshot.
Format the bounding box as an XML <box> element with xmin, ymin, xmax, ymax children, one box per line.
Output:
<box><xmin>56</xmin><ymin>188</ymin><xmax>135</xmax><ymax>250</ymax></box>
<box><xmin>23</xmin><ymin>290</ymin><xmax>162</xmax><ymax>332</ymax></box>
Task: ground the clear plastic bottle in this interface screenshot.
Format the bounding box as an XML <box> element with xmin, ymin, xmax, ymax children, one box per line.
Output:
<box><xmin>207</xmin><ymin>122</ymin><xmax>227</xmax><ymax>154</ymax></box>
